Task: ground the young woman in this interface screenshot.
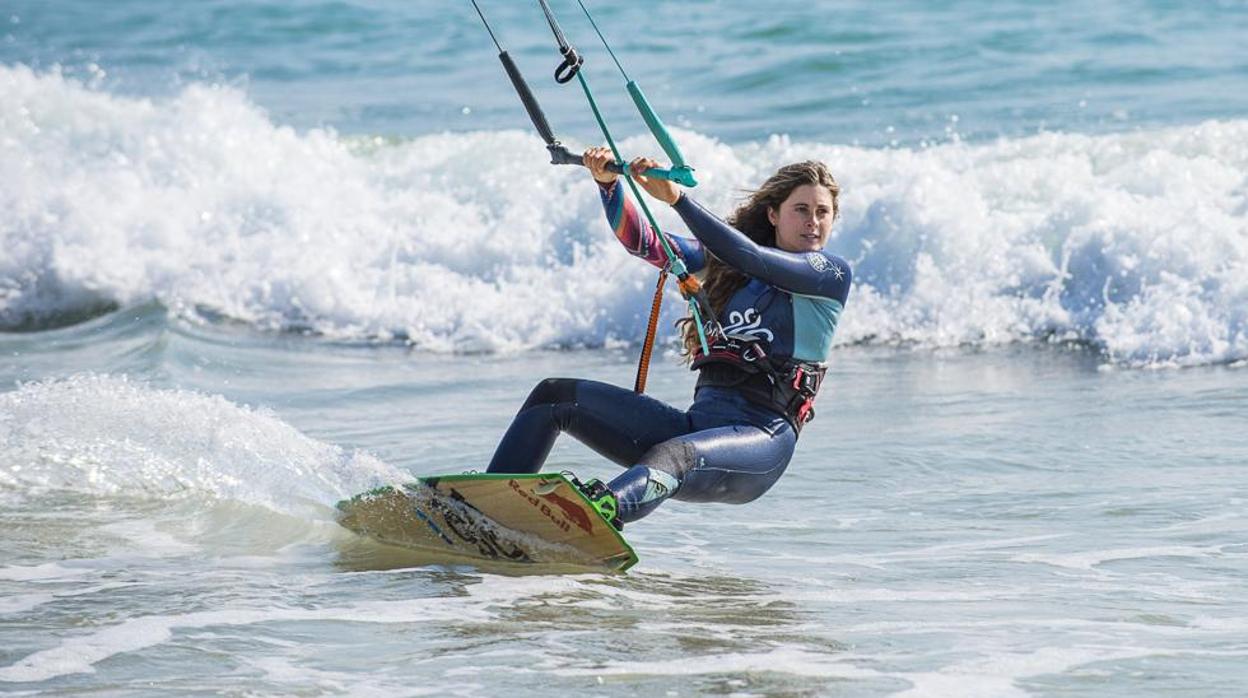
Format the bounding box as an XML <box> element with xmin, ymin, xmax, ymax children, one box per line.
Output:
<box><xmin>486</xmin><ymin>148</ymin><xmax>852</xmax><ymax>528</ymax></box>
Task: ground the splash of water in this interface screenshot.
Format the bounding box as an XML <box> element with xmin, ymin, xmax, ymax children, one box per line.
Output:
<box><xmin>0</xmin><ymin>373</ymin><xmax>408</xmax><ymax>514</ymax></box>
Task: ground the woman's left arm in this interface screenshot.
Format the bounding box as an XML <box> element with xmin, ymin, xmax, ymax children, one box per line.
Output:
<box><xmin>626</xmin><ymin>157</ymin><xmax>850</xmax><ymax>302</ymax></box>
<box><xmin>673</xmin><ymin>195</ymin><xmax>852</xmax><ymax>302</ymax></box>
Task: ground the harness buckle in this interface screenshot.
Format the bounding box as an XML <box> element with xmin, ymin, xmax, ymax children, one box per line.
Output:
<box><xmin>739</xmin><ymin>341</ymin><xmax>766</xmax><ymax>364</ymax></box>
<box><xmin>788</xmin><ymin>363</ymin><xmax>822</xmax><ymax>394</ymax></box>
<box><xmin>795</xmin><ymin>397</ymin><xmax>815</xmax><ymax>424</ymax></box>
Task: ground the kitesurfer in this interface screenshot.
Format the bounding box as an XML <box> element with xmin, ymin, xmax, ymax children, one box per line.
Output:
<box><xmin>486</xmin><ymin>149</ymin><xmax>851</xmax><ymax>529</ymax></box>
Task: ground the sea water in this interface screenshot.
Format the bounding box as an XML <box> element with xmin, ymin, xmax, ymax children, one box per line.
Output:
<box><xmin>2</xmin><ymin>1</ymin><xmax>1247</xmax><ymax>695</ymax></box>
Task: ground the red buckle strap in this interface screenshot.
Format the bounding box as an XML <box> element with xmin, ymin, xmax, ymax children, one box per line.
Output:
<box><xmin>795</xmin><ymin>397</ymin><xmax>815</xmax><ymax>424</ymax></box>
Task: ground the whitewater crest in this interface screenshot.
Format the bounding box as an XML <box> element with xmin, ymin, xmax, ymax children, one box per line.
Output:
<box><xmin>0</xmin><ymin>373</ymin><xmax>406</xmax><ymax>512</ymax></box>
<box><xmin>2</xmin><ymin>65</ymin><xmax>1245</xmax><ymax>367</ymax></box>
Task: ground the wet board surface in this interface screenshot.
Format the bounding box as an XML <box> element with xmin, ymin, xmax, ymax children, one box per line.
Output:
<box><xmin>336</xmin><ymin>473</ymin><xmax>638</xmax><ymax>572</ymax></box>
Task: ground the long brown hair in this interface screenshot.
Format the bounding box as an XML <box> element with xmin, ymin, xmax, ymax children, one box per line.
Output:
<box><xmin>676</xmin><ymin>160</ymin><xmax>840</xmax><ymax>357</ymax></box>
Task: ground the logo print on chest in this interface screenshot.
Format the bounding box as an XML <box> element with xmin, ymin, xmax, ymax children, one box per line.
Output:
<box><xmin>722</xmin><ymin>308</ymin><xmax>774</xmax><ymax>342</ymax></box>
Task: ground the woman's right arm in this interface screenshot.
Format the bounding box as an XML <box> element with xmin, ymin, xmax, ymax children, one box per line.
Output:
<box><xmin>599</xmin><ymin>180</ymin><xmax>705</xmax><ymax>271</ymax></box>
<box><xmin>585</xmin><ymin>147</ymin><xmax>705</xmax><ymax>272</ymax></box>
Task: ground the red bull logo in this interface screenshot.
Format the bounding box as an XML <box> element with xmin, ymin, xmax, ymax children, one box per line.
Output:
<box><xmin>508</xmin><ymin>479</ymin><xmax>594</xmax><ymax>535</ymax></box>
<box><xmin>539</xmin><ymin>490</ymin><xmax>594</xmax><ymax>534</ymax></box>
<box><xmin>508</xmin><ymin>479</ymin><xmax>569</xmax><ymax>534</ymax></box>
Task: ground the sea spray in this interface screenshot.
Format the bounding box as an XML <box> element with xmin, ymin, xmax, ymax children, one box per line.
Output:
<box><xmin>0</xmin><ymin>373</ymin><xmax>407</xmax><ymax>512</ymax></box>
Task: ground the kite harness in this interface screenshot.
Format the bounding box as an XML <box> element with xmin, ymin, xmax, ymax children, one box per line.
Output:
<box><xmin>690</xmin><ymin>335</ymin><xmax>826</xmax><ymax>434</ymax></box>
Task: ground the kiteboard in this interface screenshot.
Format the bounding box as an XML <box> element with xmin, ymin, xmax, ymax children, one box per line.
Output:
<box><xmin>335</xmin><ymin>473</ymin><xmax>637</xmax><ymax>572</ymax></box>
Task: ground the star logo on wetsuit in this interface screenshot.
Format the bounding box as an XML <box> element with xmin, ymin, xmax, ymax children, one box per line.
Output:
<box><xmin>806</xmin><ymin>252</ymin><xmax>843</xmax><ymax>280</ymax></box>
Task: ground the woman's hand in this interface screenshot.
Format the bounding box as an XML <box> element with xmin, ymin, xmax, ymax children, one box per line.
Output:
<box><xmin>630</xmin><ymin>157</ymin><xmax>681</xmax><ymax>206</ymax></box>
<box><xmin>583</xmin><ymin>146</ymin><xmax>617</xmax><ymax>184</ymax></box>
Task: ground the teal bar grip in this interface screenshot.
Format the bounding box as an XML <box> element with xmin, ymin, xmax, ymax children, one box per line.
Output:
<box><xmin>625</xmin><ymin>165</ymin><xmax>697</xmax><ymax>187</ymax></box>
<box><xmin>627</xmin><ymin>80</ymin><xmax>697</xmax><ymax>187</ymax></box>
<box><xmin>605</xmin><ymin>160</ymin><xmax>696</xmax><ymax>187</ymax></box>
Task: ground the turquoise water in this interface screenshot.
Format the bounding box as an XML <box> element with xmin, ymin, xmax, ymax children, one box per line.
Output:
<box><xmin>3</xmin><ymin>1</ymin><xmax>1248</xmax><ymax>695</ymax></box>
<box><xmin>7</xmin><ymin>1</ymin><xmax>1248</xmax><ymax>143</ymax></box>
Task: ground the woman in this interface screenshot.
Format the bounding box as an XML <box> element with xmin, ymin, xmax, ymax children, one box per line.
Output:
<box><xmin>486</xmin><ymin>147</ymin><xmax>852</xmax><ymax>529</ymax></box>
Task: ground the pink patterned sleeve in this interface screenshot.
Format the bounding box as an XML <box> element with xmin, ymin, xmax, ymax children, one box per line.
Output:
<box><xmin>598</xmin><ymin>181</ymin><xmax>705</xmax><ymax>272</ymax></box>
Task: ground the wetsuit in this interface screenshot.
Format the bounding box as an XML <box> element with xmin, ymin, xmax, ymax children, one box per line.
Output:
<box><xmin>487</xmin><ymin>181</ymin><xmax>852</xmax><ymax>523</ymax></box>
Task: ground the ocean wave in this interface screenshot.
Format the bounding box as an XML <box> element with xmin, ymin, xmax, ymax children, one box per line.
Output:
<box><xmin>3</xmin><ymin>64</ymin><xmax>1245</xmax><ymax>366</ymax></box>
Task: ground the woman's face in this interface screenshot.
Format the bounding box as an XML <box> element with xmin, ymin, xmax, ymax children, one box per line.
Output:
<box><xmin>768</xmin><ymin>184</ymin><xmax>836</xmax><ymax>253</ymax></box>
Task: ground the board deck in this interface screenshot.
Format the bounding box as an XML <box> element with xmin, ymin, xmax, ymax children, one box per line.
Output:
<box><xmin>336</xmin><ymin>473</ymin><xmax>637</xmax><ymax>572</ymax></box>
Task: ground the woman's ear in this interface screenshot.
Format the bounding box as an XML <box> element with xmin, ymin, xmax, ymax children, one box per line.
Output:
<box><xmin>767</xmin><ymin>206</ymin><xmax>778</xmax><ymax>227</ymax></box>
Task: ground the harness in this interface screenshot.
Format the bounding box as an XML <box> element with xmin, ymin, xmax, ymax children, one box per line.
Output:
<box><xmin>690</xmin><ymin>334</ymin><xmax>826</xmax><ymax>435</ymax></box>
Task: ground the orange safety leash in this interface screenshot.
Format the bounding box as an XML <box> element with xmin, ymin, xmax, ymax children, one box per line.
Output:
<box><xmin>633</xmin><ymin>267</ymin><xmax>669</xmax><ymax>393</ymax></box>
<box><xmin>634</xmin><ymin>270</ymin><xmax>713</xmax><ymax>393</ymax></box>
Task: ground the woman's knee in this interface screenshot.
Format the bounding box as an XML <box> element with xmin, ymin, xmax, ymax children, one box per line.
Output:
<box><xmin>521</xmin><ymin>378</ymin><xmax>579</xmax><ymax>411</ymax></box>
<box><xmin>636</xmin><ymin>438</ymin><xmax>700</xmax><ymax>480</ymax></box>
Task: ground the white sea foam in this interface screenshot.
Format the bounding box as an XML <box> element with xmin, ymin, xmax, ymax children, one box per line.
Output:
<box><xmin>0</xmin><ymin>581</ymin><xmax>135</xmax><ymax>617</ymax></box>
<box><xmin>547</xmin><ymin>647</ymin><xmax>881</xmax><ymax>680</ymax></box>
<box><xmin>1012</xmin><ymin>545</ymin><xmax>1220</xmax><ymax>571</ymax></box>
<box><xmin>0</xmin><ymin>596</ymin><xmax>498</xmax><ymax>683</ymax></box>
<box><xmin>0</xmin><ymin>572</ymin><xmax>575</xmax><ymax>683</ymax></box>
<box><xmin>0</xmin><ymin>593</ymin><xmax>54</xmax><ymax>616</ymax></box>
<box><xmin>3</xmin><ymin>64</ymin><xmax>1245</xmax><ymax>365</ymax></box>
<box><xmin>0</xmin><ymin>562</ymin><xmax>91</xmax><ymax>582</ymax></box>
<box><xmin>896</xmin><ymin>645</ymin><xmax>1158</xmax><ymax>698</ymax></box>
<box><xmin>0</xmin><ymin>373</ymin><xmax>408</xmax><ymax>514</ymax></box>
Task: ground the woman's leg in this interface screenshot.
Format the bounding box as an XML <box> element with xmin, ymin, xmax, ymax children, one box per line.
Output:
<box><xmin>486</xmin><ymin>378</ymin><xmax>693</xmax><ymax>475</ymax></box>
<box><xmin>608</xmin><ymin>423</ymin><xmax>797</xmax><ymax>523</ymax></box>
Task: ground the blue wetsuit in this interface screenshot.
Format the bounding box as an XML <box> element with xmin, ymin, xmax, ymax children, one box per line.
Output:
<box><xmin>487</xmin><ymin>183</ymin><xmax>852</xmax><ymax>523</ymax></box>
